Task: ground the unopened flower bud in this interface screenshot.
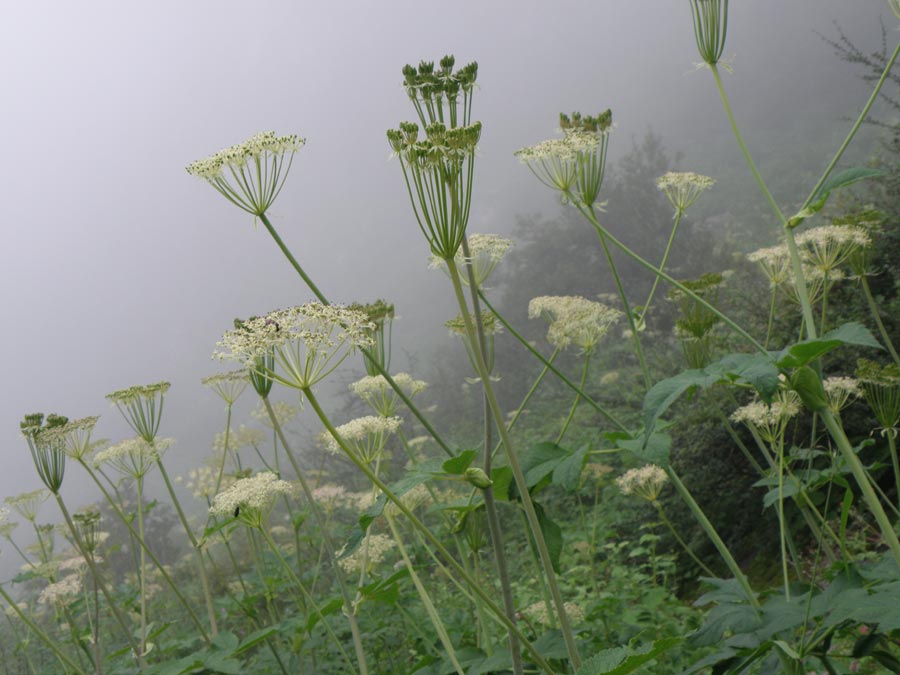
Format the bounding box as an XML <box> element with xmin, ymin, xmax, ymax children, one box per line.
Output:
<box><xmin>790</xmin><ymin>366</ymin><xmax>829</xmax><ymax>413</ymax></box>
<box><xmin>465</xmin><ymin>467</ymin><xmax>493</xmax><ymax>489</ymax></box>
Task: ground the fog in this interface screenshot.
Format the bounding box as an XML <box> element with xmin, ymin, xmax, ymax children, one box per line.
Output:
<box><xmin>0</xmin><ymin>1</ymin><xmax>891</xmax><ymax>574</ymax></box>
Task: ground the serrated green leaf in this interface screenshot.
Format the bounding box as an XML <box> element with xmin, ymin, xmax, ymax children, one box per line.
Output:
<box><xmin>553</xmin><ymin>445</ymin><xmax>590</xmax><ymax>491</ymax></box>
<box><xmin>617</xmin><ymin>430</ymin><xmax>671</xmax><ymax>466</ymax></box>
<box><xmin>442</xmin><ymin>449</ymin><xmax>477</xmax><ymax>475</ymax></box>
<box><xmin>812</xmin><ymin>167</ymin><xmax>884</xmax><ymax>206</ymax></box>
<box><xmin>776</xmin><ymin>322</ymin><xmax>882</xmax><ymax>368</ymax></box>
<box><xmin>576</xmin><ymin>637</ymin><xmax>683</xmax><ymax>675</ymax></box>
<box><xmin>490</xmin><ymin>466</ymin><xmax>513</xmax><ymax>501</ymax></box>
<box><xmin>533</xmin><ymin>502</ymin><xmax>562</xmax><ymax>574</ymax></box>
<box><xmin>235</xmin><ymin>626</ymin><xmax>279</xmax><ymax>655</ymax></box>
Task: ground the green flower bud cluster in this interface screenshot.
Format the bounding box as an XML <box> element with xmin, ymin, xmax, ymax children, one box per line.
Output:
<box><xmin>387</xmin><ymin>119</ymin><xmax>482</xmax><ymax>259</ymax></box>
<box><xmin>401</xmin><ymin>56</ymin><xmax>478</xmax><ymax>129</ymax></box>
<box><xmin>559</xmin><ymin>110</ymin><xmax>612</xmax><ymax>134</ymax></box>
<box><xmin>690</xmin><ymin>0</ymin><xmax>729</xmax><ymax>67</ymax></box>
<box><xmin>20</xmin><ymin>413</ymin><xmax>69</xmax><ymax>494</ymax></box>
<box><xmin>349</xmin><ymin>299</ymin><xmax>395</xmax><ymax>376</ymax></box>
<box><xmin>669</xmin><ymin>272</ymin><xmax>727</xmax><ymax>368</ymax></box>
<box><xmin>857</xmin><ymin>358</ymin><xmax>900</xmax><ymax>434</ymax></box>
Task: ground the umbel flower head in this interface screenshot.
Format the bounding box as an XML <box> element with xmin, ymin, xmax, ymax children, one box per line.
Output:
<box><xmin>856</xmin><ymin>358</ymin><xmax>900</xmax><ymax>435</ymax></box>
<box><xmin>202</xmin><ymin>370</ymin><xmax>250</xmax><ymax>406</ymax></box>
<box><xmin>350</xmin><ymin>372</ymin><xmax>427</xmax><ymax>417</ymax></box>
<box><xmin>515</xmin><ymin>110</ymin><xmax>613</xmax><ymax>207</ymax></box>
<box><xmin>616</xmin><ymin>465</ymin><xmax>668</xmax><ymax>503</ymax></box>
<box><xmin>21</xmin><ymin>413</ymin><xmax>69</xmax><ymax>494</ymax></box>
<box><xmin>209</xmin><ymin>471</ymin><xmax>293</xmax><ymax>528</ymax></box>
<box><xmin>5</xmin><ymin>489</ymin><xmax>50</xmax><ymax>523</ymax></box>
<box><xmin>348</xmin><ymin>299</ymin><xmax>395</xmax><ymax>376</ymax></box>
<box><xmin>528</xmin><ymin>295</ymin><xmax>622</xmax><ymax>354</ymax></box>
<box><xmin>93</xmin><ymin>437</ymin><xmax>173</xmax><ymax>479</ymax></box>
<box><xmin>690</xmin><ymin>0</ymin><xmax>729</xmax><ymax>66</ymax></box>
<box><xmin>446</xmin><ymin>309</ymin><xmax>503</xmax><ymax>377</ymax></box>
<box><xmin>401</xmin><ymin>56</ymin><xmax>479</xmax><ymax>130</ymax></box>
<box><xmin>215</xmin><ymin>303</ymin><xmax>375</xmax><ymax>392</ymax></box>
<box><xmin>186</xmin><ymin>131</ymin><xmax>305</xmax><ymax>217</ymax></box>
<box><xmin>387</xmin><ymin>119</ymin><xmax>483</xmax><ymax>259</ymax></box>
<box><xmin>429</xmin><ymin>234</ymin><xmax>514</xmax><ymax>288</ymax></box>
<box><xmin>323</xmin><ymin>415</ymin><xmax>402</xmax><ymax>464</ymax></box>
<box><xmin>796</xmin><ymin>224</ymin><xmax>871</xmax><ymax>275</ymax></box>
<box><xmin>106</xmin><ymin>382</ymin><xmax>170</xmax><ymax>443</ymax></box>
<box><xmin>730</xmin><ymin>390</ymin><xmax>801</xmax><ymax>445</ymax></box>
<box><xmin>656</xmin><ymin>172</ymin><xmax>715</xmax><ymax>213</ymax></box>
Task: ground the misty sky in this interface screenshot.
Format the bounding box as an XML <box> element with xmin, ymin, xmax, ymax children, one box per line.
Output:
<box><xmin>0</xmin><ymin>1</ymin><xmax>892</xmax><ymax>569</ymax></box>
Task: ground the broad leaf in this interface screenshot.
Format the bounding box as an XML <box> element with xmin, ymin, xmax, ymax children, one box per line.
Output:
<box><xmin>442</xmin><ymin>449</ymin><xmax>477</xmax><ymax>475</ymax></box>
<box><xmin>775</xmin><ymin>322</ymin><xmax>881</xmax><ymax>368</ymax></box>
<box><xmin>576</xmin><ymin>636</ymin><xmax>682</xmax><ymax>675</ymax></box>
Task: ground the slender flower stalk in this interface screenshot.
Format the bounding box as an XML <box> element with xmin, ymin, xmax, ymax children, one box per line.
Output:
<box><xmin>303</xmin><ymin>386</ymin><xmax>556</xmax><ymax>675</ymax></box>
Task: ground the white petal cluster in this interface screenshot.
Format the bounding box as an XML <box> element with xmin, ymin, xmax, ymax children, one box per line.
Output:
<box><xmin>215</xmin><ymin>303</ymin><xmax>375</xmax><ymax>390</ymax></box>
<box><xmin>656</xmin><ymin>171</ymin><xmax>715</xmax><ymax>212</ymax></box>
<box><xmin>5</xmin><ymin>489</ymin><xmax>50</xmax><ymax>522</ymax></box>
<box><xmin>524</xmin><ymin>600</ymin><xmax>585</xmax><ymax>626</ymax></box>
<box><xmin>93</xmin><ymin>438</ymin><xmax>172</xmax><ymax>478</ymax></box>
<box><xmin>186</xmin><ymin>132</ymin><xmax>306</xmax><ymax>180</ymax></box>
<box><xmin>615</xmin><ymin>465</ymin><xmax>668</xmax><ymax>502</ymax></box>
<box><xmin>730</xmin><ymin>392</ymin><xmax>801</xmax><ymax>443</ymax></box>
<box><xmin>747</xmin><ymin>244</ymin><xmax>792</xmax><ymax>286</ymax></box>
<box><xmin>350</xmin><ymin>373</ymin><xmax>428</xmax><ymax>415</ymax></box>
<box><xmin>209</xmin><ymin>471</ymin><xmax>292</xmax><ymax>518</ymax></box>
<box><xmin>823</xmin><ymin>376</ymin><xmax>862</xmax><ymax>413</ymax></box>
<box><xmin>38</xmin><ymin>574</ymin><xmax>82</xmax><ymax>606</ymax></box>
<box><xmin>528</xmin><ymin>295</ymin><xmax>623</xmax><ymax>352</ymax></box>
<box><xmin>796</xmin><ymin>224</ymin><xmax>871</xmax><ymax>273</ymax></box>
<box><xmin>429</xmin><ymin>233</ymin><xmax>515</xmax><ymax>287</ymax></box>
<box><xmin>324</xmin><ymin>416</ymin><xmax>402</xmax><ymax>460</ymax></box>
<box><xmin>202</xmin><ymin>370</ymin><xmax>250</xmax><ymax>404</ymax></box>
<box><xmin>337</xmin><ymin>533</ymin><xmax>395</xmax><ymax>574</ymax></box>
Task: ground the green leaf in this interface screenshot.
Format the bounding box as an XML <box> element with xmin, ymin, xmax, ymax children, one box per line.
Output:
<box><xmin>235</xmin><ymin>626</ymin><xmax>279</xmax><ymax>655</ymax></box>
<box><xmin>489</xmin><ymin>466</ymin><xmax>513</xmax><ymax>501</ymax></box>
<box><xmin>617</xmin><ymin>430</ymin><xmax>671</xmax><ymax>466</ymax></box>
<box><xmin>211</xmin><ymin>631</ymin><xmax>239</xmax><ymax>652</ymax></box>
<box><xmin>810</xmin><ymin>167</ymin><xmax>884</xmax><ymax>211</ymax></box>
<box><xmin>576</xmin><ymin>636</ymin><xmax>683</xmax><ymax>675</ymax></box>
<box><xmin>305</xmin><ymin>596</ymin><xmax>344</xmax><ymax>633</ymax></box>
<box><xmin>442</xmin><ymin>449</ymin><xmax>477</xmax><ymax>475</ymax></box>
<box><xmin>553</xmin><ymin>444</ymin><xmax>590</xmax><ymax>491</ymax></box>
<box><xmin>776</xmin><ymin>322</ymin><xmax>882</xmax><ymax>368</ymax></box>
<box><xmin>533</xmin><ymin>502</ymin><xmax>562</xmax><ymax>574</ymax></box>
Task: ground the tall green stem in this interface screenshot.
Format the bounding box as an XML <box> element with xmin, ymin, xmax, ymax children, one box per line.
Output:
<box><xmin>860</xmin><ymin>277</ymin><xmax>900</xmax><ymax>366</ymax></box>
<box><xmin>665</xmin><ymin>468</ymin><xmax>760</xmax><ymax>610</ymax></box>
<box><xmin>557</xmin><ymin>352</ymin><xmax>591</xmax><ymax>445</ymax></box>
<box><xmin>155</xmin><ymin>459</ymin><xmax>219</xmax><ymax>636</ymax></box>
<box><xmin>302</xmin><ymin>386</ymin><xmax>558</xmax><ymax>675</ymax></box>
<box><xmin>640</xmin><ymin>209</ymin><xmax>683</xmax><ymax>322</ymax></box>
<box><xmin>0</xmin><ymin>583</ymin><xmax>87</xmax><ymax>675</ymax></box>
<box><xmin>76</xmin><ymin>459</ymin><xmax>210</xmax><ymax>644</ymax></box>
<box><xmin>477</xmin><ymin>290</ymin><xmax>628</xmax><ymax>431</ymax></box>
<box><xmin>653</xmin><ymin>502</ymin><xmax>716</xmax><ymax>577</ymax></box>
<box><xmin>460</xmin><ymin>237</ymin><xmax>523</xmax><ymax>675</ymax></box>
<box><xmin>260</xmin><ymin>395</ymin><xmax>370</xmax><ymax>675</ymax></box>
<box><xmin>445</xmin><ymin>258</ymin><xmax>580</xmax><ymax>670</ymax></box>
<box><xmin>386</xmin><ymin>514</ymin><xmax>465</xmax><ymax>675</ymax></box>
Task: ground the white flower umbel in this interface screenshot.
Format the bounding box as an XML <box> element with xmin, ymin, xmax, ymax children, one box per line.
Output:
<box><xmin>528</xmin><ymin>295</ymin><xmax>623</xmax><ymax>354</ymax></box>
<box><xmin>38</xmin><ymin>573</ymin><xmax>82</xmax><ymax>606</ymax></box>
<box><xmin>324</xmin><ymin>415</ymin><xmax>402</xmax><ymax>463</ymax></box>
<box><xmin>429</xmin><ymin>233</ymin><xmax>514</xmax><ymax>287</ymax></box>
<box><xmin>823</xmin><ymin>376</ymin><xmax>862</xmax><ymax>414</ymax></box>
<box><xmin>106</xmin><ymin>382</ymin><xmax>170</xmax><ymax>443</ymax></box>
<box><xmin>93</xmin><ymin>438</ymin><xmax>173</xmax><ymax>479</ymax></box>
<box><xmin>337</xmin><ymin>533</ymin><xmax>395</xmax><ymax>574</ymax></box>
<box><xmin>186</xmin><ymin>132</ymin><xmax>305</xmax><ymax>217</ymax></box>
<box><xmin>656</xmin><ymin>172</ymin><xmax>715</xmax><ymax>213</ymax></box>
<box><xmin>350</xmin><ymin>373</ymin><xmax>428</xmax><ymax>416</ymax></box>
<box><xmin>5</xmin><ymin>489</ymin><xmax>50</xmax><ymax>523</ymax></box>
<box><xmin>202</xmin><ymin>370</ymin><xmax>249</xmax><ymax>406</ymax></box>
<box><xmin>209</xmin><ymin>471</ymin><xmax>292</xmax><ymax>528</ymax></box>
<box><xmin>616</xmin><ymin>465</ymin><xmax>668</xmax><ymax>502</ymax></box>
<box><xmin>215</xmin><ymin>303</ymin><xmax>375</xmax><ymax>391</ymax></box>
<box><xmin>796</xmin><ymin>225</ymin><xmax>871</xmax><ymax>274</ymax></box>
<box><xmin>730</xmin><ymin>392</ymin><xmax>801</xmax><ymax>444</ymax></box>
<box><xmin>747</xmin><ymin>244</ymin><xmax>792</xmax><ymax>287</ymax></box>
<box><xmin>41</xmin><ymin>416</ymin><xmax>101</xmax><ymax>461</ymax></box>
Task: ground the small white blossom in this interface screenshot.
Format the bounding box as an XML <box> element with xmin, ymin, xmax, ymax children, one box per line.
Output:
<box><xmin>730</xmin><ymin>392</ymin><xmax>801</xmax><ymax>444</ymax></box>
<box><xmin>38</xmin><ymin>574</ymin><xmax>82</xmax><ymax>606</ymax></box>
<box><xmin>616</xmin><ymin>465</ymin><xmax>668</xmax><ymax>502</ymax></box>
<box><xmin>656</xmin><ymin>171</ymin><xmax>715</xmax><ymax>212</ymax></box>
<box><xmin>215</xmin><ymin>303</ymin><xmax>375</xmax><ymax>390</ymax></box>
<box><xmin>796</xmin><ymin>225</ymin><xmax>871</xmax><ymax>273</ymax></box>
<box><xmin>529</xmin><ymin>295</ymin><xmax>623</xmax><ymax>353</ymax></box>
<box><xmin>209</xmin><ymin>472</ymin><xmax>292</xmax><ymax>525</ymax></box>
<box><xmin>429</xmin><ymin>234</ymin><xmax>514</xmax><ymax>287</ymax></box>
<box><xmin>350</xmin><ymin>373</ymin><xmax>428</xmax><ymax>416</ymax></box>
<box><xmin>324</xmin><ymin>416</ymin><xmax>402</xmax><ymax>462</ymax></box>
<box><xmin>93</xmin><ymin>438</ymin><xmax>173</xmax><ymax>478</ymax></box>
<box><xmin>823</xmin><ymin>376</ymin><xmax>862</xmax><ymax>413</ymax></box>
<box><xmin>337</xmin><ymin>533</ymin><xmax>395</xmax><ymax>574</ymax></box>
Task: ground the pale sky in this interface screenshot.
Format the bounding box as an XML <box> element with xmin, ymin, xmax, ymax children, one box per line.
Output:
<box><xmin>0</xmin><ymin>1</ymin><xmax>889</xmax><ymax>570</ymax></box>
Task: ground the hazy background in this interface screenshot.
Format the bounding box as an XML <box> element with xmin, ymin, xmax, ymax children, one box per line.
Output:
<box><xmin>0</xmin><ymin>1</ymin><xmax>892</xmax><ymax>574</ymax></box>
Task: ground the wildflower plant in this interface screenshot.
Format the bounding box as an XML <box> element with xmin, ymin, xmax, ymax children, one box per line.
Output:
<box><xmin>216</xmin><ymin>303</ymin><xmax>374</xmax><ymax>392</ymax></box>
<box><xmin>429</xmin><ymin>233</ymin><xmax>513</xmax><ymax>288</ymax></box>
<box><xmin>186</xmin><ymin>131</ymin><xmax>305</xmax><ymax>217</ymax></box>
<box><xmin>323</xmin><ymin>415</ymin><xmax>402</xmax><ymax>464</ymax></box>
<box><xmin>348</xmin><ymin>299</ymin><xmax>395</xmax><ymax>376</ymax></box>
<box><xmin>690</xmin><ymin>0</ymin><xmax>729</xmax><ymax>66</ymax></box>
<box><xmin>528</xmin><ymin>295</ymin><xmax>622</xmax><ymax>355</ymax></box>
<box><xmin>209</xmin><ymin>471</ymin><xmax>293</xmax><ymax>529</ymax></box>
<box><xmin>107</xmin><ymin>382</ymin><xmax>170</xmax><ymax>443</ymax></box>
<box><xmin>21</xmin><ymin>413</ymin><xmax>68</xmax><ymax>494</ymax></box>
<box><xmin>350</xmin><ymin>373</ymin><xmax>427</xmax><ymax>417</ymax></box>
